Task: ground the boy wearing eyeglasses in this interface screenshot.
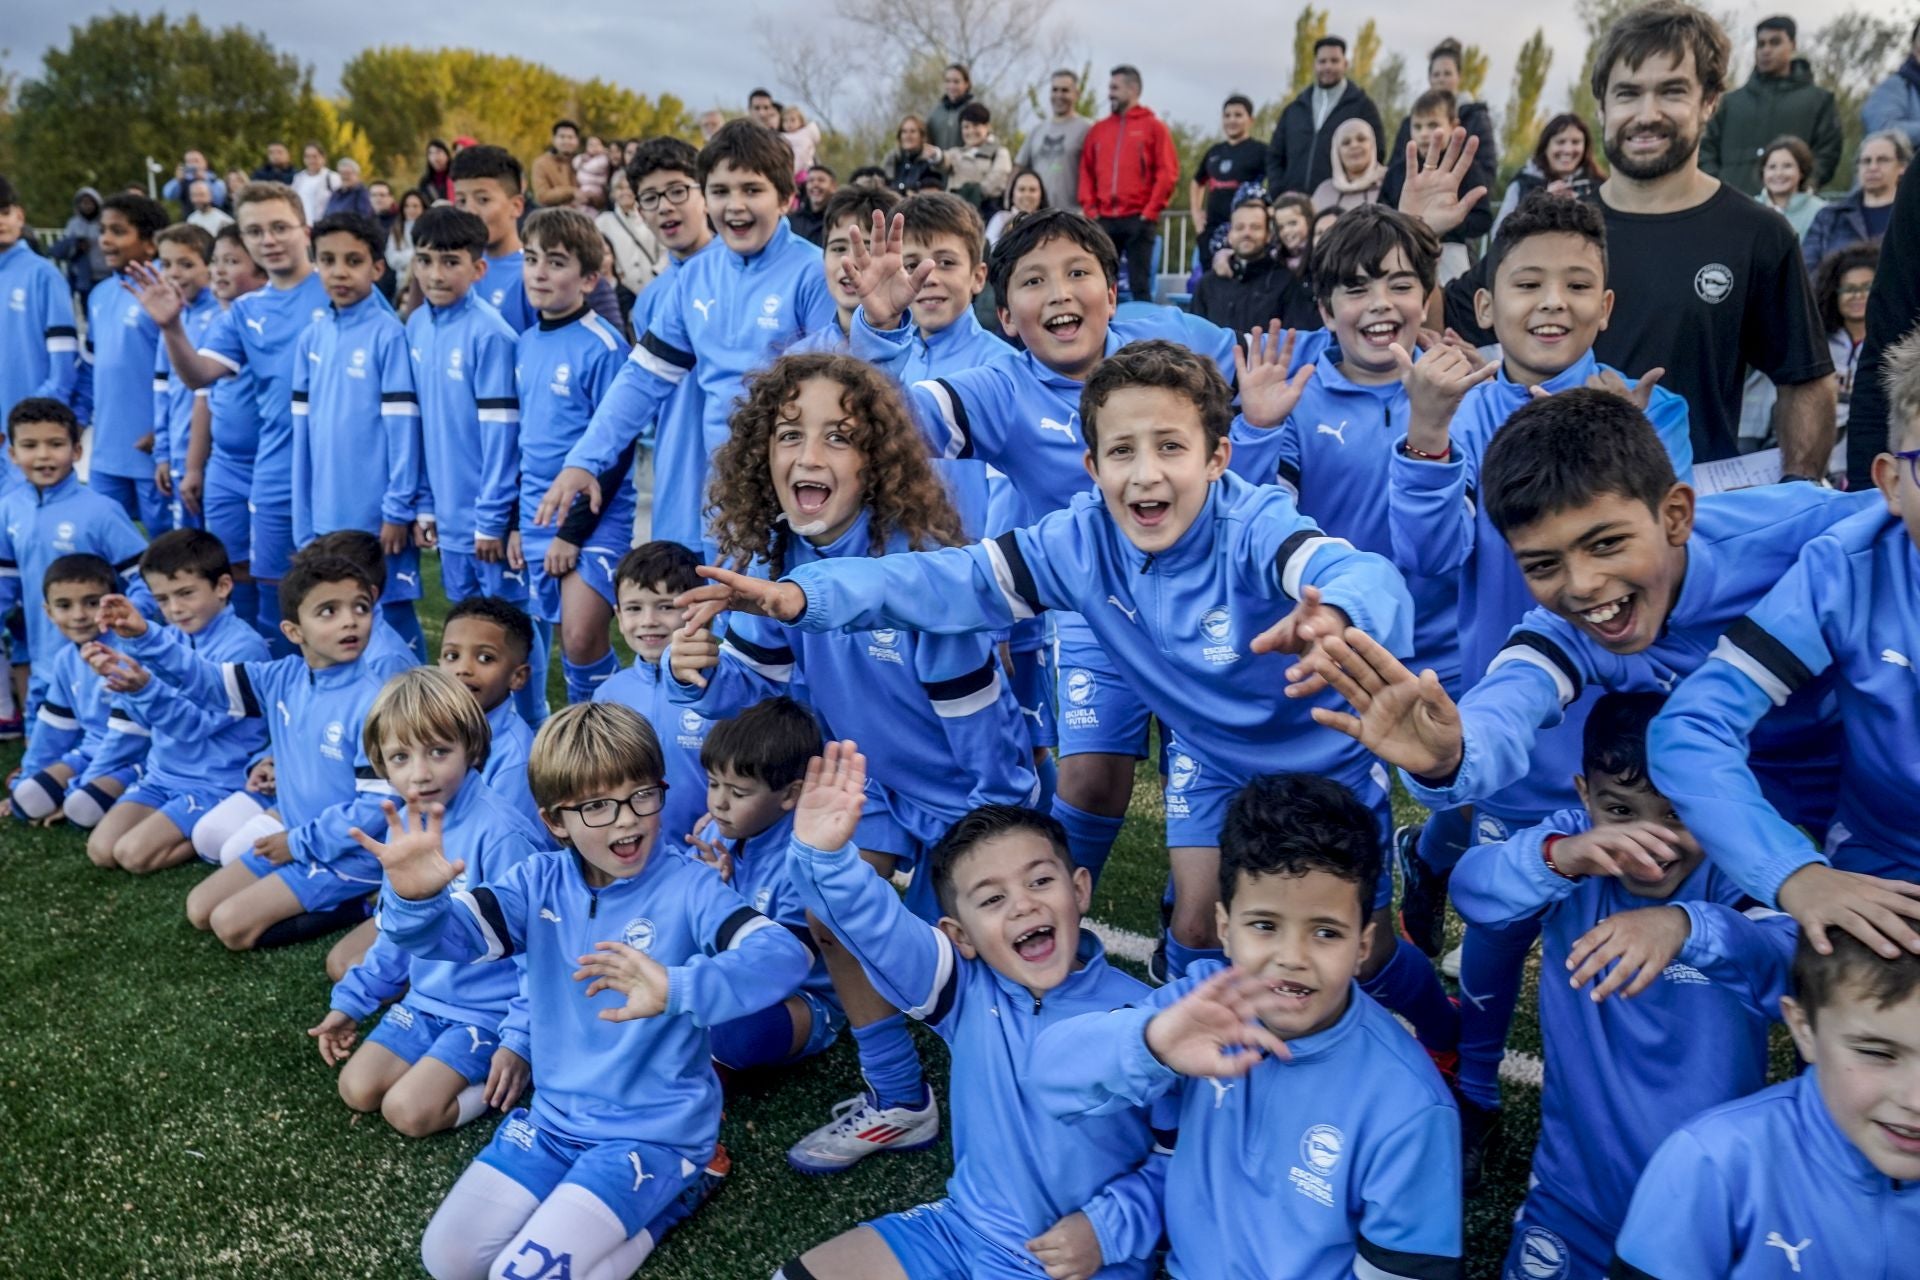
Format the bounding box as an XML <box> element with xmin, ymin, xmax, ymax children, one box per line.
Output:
<box><xmin>1650</xmin><ymin>325</ymin><xmax>1920</xmax><ymax>925</ymax></box>
<box><xmin>366</xmin><ymin>701</ymin><xmax>812</xmax><ymax>1280</ymax></box>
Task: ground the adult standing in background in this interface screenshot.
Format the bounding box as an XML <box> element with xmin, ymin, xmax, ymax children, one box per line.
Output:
<box><xmin>1190</xmin><ymin>94</ymin><xmax>1266</xmax><ymax>243</ymax></box>
<box><xmin>1015</xmin><ymin>69</ymin><xmax>1092</xmax><ymax>216</ymax></box>
<box><xmin>531</xmin><ymin>120</ymin><xmax>582</xmax><ymax>208</ymax></box>
<box><xmin>1699</xmin><ymin>15</ymin><xmax>1841</xmax><ymax>195</ymax></box>
<box><xmin>185</xmin><ymin>181</ymin><xmax>234</xmax><ymax>236</ymax></box>
<box><xmin>925</xmin><ymin>64</ymin><xmax>975</xmax><ymax>152</ymax></box>
<box><xmin>1391</xmin><ymin>41</ymin><xmax>1497</xmax><ymax>195</ymax></box>
<box><xmin>1802</xmin><ymin>131</ymin><xmax>1911</xmax><ymax>267</ymax></box>
<box><xmin>290</xmin><ymin>143</ymin><xmax>338</xmax><ymax>223</ymax></box>
<box><xmin>1079</xmin><ymin>64</ymin><xmax>1179</xmax><ymax>302</ymax></box>
<box><xmin>251</xmin><ymin>142</ymin><xmax>296</xmax><ymax>186</ymax></box>
<box><xmin>1844</xmin><ymin>154</ymin><xmax>1919</xmax><ymax>485</ymax></box>
<box><xmin>699</xmin><ymin>109</ymin><xmax>727</xmax><ymax>142</ymax></box>
<box><xmin>419</xmin><ymin>139</ymin><xmax>454</xmax><ymax>203</ymax></box>
<box><xmin>323</xmin><ymin>159</ymin><xmax>375</xmax><ymax>221</ymax></box>
<box><xmin>1266</xmin><ymin>35</ymin><xmax>1386</xmax><ymax>198</ymax></box>
<box><xmin>1863</xmin><ymin>19</ymin><xmax>1920</xmax><ymax>146</ymax></box>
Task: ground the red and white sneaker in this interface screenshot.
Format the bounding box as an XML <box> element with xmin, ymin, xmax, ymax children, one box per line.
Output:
<box><xmin>785</xmin><ymin>1087</ymin><xmax>939</xmax><ymax>1175</ymax></box>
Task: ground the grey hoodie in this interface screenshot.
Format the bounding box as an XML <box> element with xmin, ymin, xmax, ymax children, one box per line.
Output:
<box><xmin>53</xmin><ymin>187</ymin><xmax>108</xmax><ymax>293</ymax></box>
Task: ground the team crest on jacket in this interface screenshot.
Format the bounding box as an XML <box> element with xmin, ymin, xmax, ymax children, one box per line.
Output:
<box><xmin>8</xmin><ymin>287</ymin><xmax>24</xmax><ymax>311</ymax></box>
<box><xmin>347</xmin><ymin>348</ymin><xmax>368</xmax><ymax>379</ymax></box>
<box><xmin>676</xmin><ymin>708</ymin><xmax>707</xmax><ymax>749</ymax></box>
<box><xmin>1515</xmin><ymin>1225</ymin><xmax>1570</xmax><ymax>1279</ymax></box>
<box><xmin>622</xmin><ymin>917</ymin><xmax>657</xmax><ymax>954</ymax></box>
<box><xmin>54</xmin><ymin>521</ymin><xmax>76</xmax><ymax>550</ymax></box>
<box><xmin>867</xmin><ymin>629</ymin><xmax>903</xmax><ymax>664</ymax></box>
<box><xmin>1199</xmin><ymin>607</ymin><xmax>1238</xmax><ymax>665</ymax></box>
<box><xmin>1289</xmin><ymin>1123</ymin><xmax>1343</xmax><ymax>1207</ymax></box>
<box><xmin>550</xmin><ymin>362</ymin><xmax>571</xmax><ymax>396</ymax></box>
<box><xmin>757</xmin><ymin>294</ymin><xmax>783</xmax><ymax>329</ymax></box>
<box><xmin>321</xmin><ymin>719</ymin><xmax>347</xmax><ymax>760</ymax></box>
<box><xmin>1062</xmin><ymin>668</ymin><xmax>1099</xmax><ymax>729</ymax></box>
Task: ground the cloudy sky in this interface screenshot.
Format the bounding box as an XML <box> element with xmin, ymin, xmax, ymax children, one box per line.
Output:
<box><xmin>2</xmin><ymin>0</ymin><xmax>1873</xmax><ymax>135</ymax></box>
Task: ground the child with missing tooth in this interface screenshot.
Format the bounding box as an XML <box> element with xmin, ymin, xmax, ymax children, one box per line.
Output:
<box><xmin>1450</xmin><ymin>692</ymin><xmax>1795</xmax><ymax>1277</ymax></box>
<box><xmin>310</xmin><ymin>668</ymin><xmax>541</xmax><ymax>1140</ymax></box>
<box><xmin>367</xmin><ymin>702</ymin><xmax>811</xmax><ymax>1280</ymax></box>
<box><xmin>776</xmin><ymin>742</ymin><xmax>1173</xmax><ymax>1280</ymax></box>
<box><xmin>669</xmin><ymin>353</ymin><xmax>1037</xmax><ymax>1175</ymax></box>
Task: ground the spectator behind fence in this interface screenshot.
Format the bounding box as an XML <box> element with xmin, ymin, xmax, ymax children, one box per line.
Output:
<box><xmin>1266</xmin><ymin>35</ymin><xmax>1386</xmax><ymax>198</ymax></box>
<box><xmin>926</xmin><ymin>63</ymin><xmax>975</xmax><ymax>152</ymax></box>
<box><xmin>323</xmin><ymin>160</ymin><xmax>375</xmax><ymax>221</ymax></box>
<box><xmin>1757</xmin><ymin>135</ymin><xmax>1826</xmax><ymax>238</ymax></box>
<box><xmin>1802</xmin><ymin>130</ymin><xmax>1910</xmax><ymax>269</ymax></box>
<box><xmin>1079</xmin><ymin>64</ymin><xmax>1178</xmax><ymax>302</ymax></box>
<box><xmin>1700</xmin><ymin>15</ymin><xmax>1842</xmax><ymax>195</ymax></box>
<box><xmin>1862</xmin><ymin>18</ymin><xmax>1920</xmax><ymax>146</ymax></box>
<box><xmin>1491</xmin><ymin>112</ymin><xmax>1605</xmax><ymax>233</ymax></box>
<box><xmin>1015</xmin><ymin>69</ymin><xmax>1091</xmax><ymax>216</ymax></box>
<box><xmin>1190</xmin><ymin>94</ymin><xmax>1265</xmax><ymax>241</ymax></box>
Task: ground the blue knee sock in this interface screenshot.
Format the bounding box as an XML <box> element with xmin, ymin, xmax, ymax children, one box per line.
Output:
<box><xmin>1456</xmin><ymin>917</ymin><xmax>1542</xmax><ymax>1109</ymax></box>
<box><xmin>229</xmin><ymin>580</ymin><xmax>259</xmax><ymax>640</ymax></box>
<box><xmin>1361</xmin><ymin>938</ymin><xmax>1460</xmax><ymax>1053</ymax></box>
<box><xmin>1163</xmin><ymin>936</ymin><xmax>1226</xmax><ymax>982</ymax></box>
<box><xmin>1030</xmin><ymin>749</ymin><xmax>1057</xmax><ymax>811</ymax></box>
<box><xmin>1416</xmin><ymin>806</ymin><xmax>1473</xmax><ymax>872</ymax></box>
<box><xmin>516</xmin><ymin>618</ymin><xmax>553</xmax><ymax>727</ymax></box>
<box><xmin>851</xmin><ymin>1014</ymin><xmax>925</xmax><ymax>1109</ymax></box>
<box><xmin>562</xmin><ymin>650</ymin><xmax>620</xmax><ymax>706</ymax></box>
<box><xmin>1049</xmin><ymin>796</ymin><xmax>1125</xmax><ymax>883</ymax></box>
<box><xmin>710</xmin><ymin>1001</ymin><xmax>798</xmax><ymax>1071</ymax></box>
<box><xmin>383</xmin><ymin>600</ymin><xmax>426</xmax><ymax>661</ymax></box>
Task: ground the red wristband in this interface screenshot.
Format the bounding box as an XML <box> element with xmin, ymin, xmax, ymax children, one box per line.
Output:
<box><xmin>1542</xmin><ymin>834</ymin><xmax>1576</xmax><ymax>880</ymax></box>
<box><xmin>1401</xmin><ymin>441</ymin><xmax>1451</xmax><ymax>461</ymax></box>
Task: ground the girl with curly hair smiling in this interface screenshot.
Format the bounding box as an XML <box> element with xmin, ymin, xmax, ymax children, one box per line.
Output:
<box><xmin>669</xmin><ymin>353</ymin><xmax>1038</xmax><ymax>1177</ymax></box>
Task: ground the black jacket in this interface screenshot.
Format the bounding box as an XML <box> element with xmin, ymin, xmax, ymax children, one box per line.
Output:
<box><xmin>1388</xmin><ymin>100</ymin><xmax>1497</xmax><ymax>242</ymax></box>
<box><xmin>1189</xmin><ymin>253</ymin><xmax>1320</xmax><ymax>334</ymax></box>
<box><xmin>1266</xmin><ymin>81</ymin><xmax>1385</xmax><ymax>198</ymax></box>
<box><xmin>1846</xmin><ymin>157</ymin><xmax>1920</xmax><ymax>486</ymax></box>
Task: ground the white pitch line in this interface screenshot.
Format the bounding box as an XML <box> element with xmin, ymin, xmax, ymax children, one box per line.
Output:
<box><xmin>1083</xmin><ymin>918</ymin><xmax>1546</xmax><ymax>1090</ymax></box>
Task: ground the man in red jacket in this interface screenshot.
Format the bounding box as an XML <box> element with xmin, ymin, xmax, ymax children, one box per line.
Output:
<box><xmin>1077</xmin><ymin>64</ymin><xmax>1178</xmax><ymax>302</ymax></box>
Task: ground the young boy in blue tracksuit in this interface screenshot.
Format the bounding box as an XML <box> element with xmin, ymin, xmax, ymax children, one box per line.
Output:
<box><xmin>1649</xmin><ymin>330</ymin><xmax>1920</xmax><ymax>932</ymax></box>
<box><xmin>777</xmin><ymin>742</ymin><xmax>1173</xmax><ymax>1280</ymax></box>
<box><xmin>1030</xmin><ymin>772</ymin><xmax>1462</xmax><ymax>1280</ymax></box>
<box><xmin>291</xmin><ymin>213</ymin><xmax>424</xmax><ymax>659</ymax></box>
<box><xmin>691</xmin><ymin>341</ymin><xmax>1457</xmax><ymax>1053</ymax></box>
<box><xmin>1450</xmin><ymin>692</ymin><xmax>1795</xmax><ymax>1278</ymax></box>
<box><xmin>82</xmin><ymin>530</ymin><xmax>268</xmax><ymax>874</ymax></box>
<box><xmin>1377</xmin><ymin>196</ymin><xmax>1697</xmax><ymax>1177</ymax></box>
<box><xmin>449</xmin><ymin>145</ymin><xmax>535</xmax><ymax>333</ymax></box>
<box><xmin>310</xmin><ymin>668</ymin><xmax>542</xmax><ymax>1138</ymax></box>
<box><xmin>404</xmin><ymin>206</ymin><xmax>523</xmax><ymax>607</ymax></box>
<box><xmin>595</xmin><ymin>542</ymin><xmax>714</xmax><ymax>855</ymax></box>
<box><xmin>537</xmin><ymin>121</ymin><xmax>837</xmax><ymax>545</ymax></box>
<box><xmin>0</xmin><ymin>174</ymin><xmax>80</xmax><ymax>489</ymax></box>
<box><xmin>367</xmin><ymin>701</ymin><xmax>811</xmax><ymax>1280</ymax></box>
<box><xmin>6</xmin><ymin>555</ymin><xmax>143</xmax><ymax>828</ymax></box>
<box><xmin>688</xmin><ymin>697</ymin><xmax>845</xmax><ymax>1074</ymax></box>
<box><xmin>95</xmin><ymin>554</ymin><xmax>397</xmax><ymax>952</ymax></box>
<box><xmin>0</xmin><ymin>399</ymin><xmax>150</xmax><ymax>710</ymax></box>
<box><xmin>84</xmin><ymin>192</ymin><xmax>171</xmax><ymax>533</ymax></box>
<box><xmin>598</xmin><ymin>137</ymin><xmax>714</xmax><ymax>554</ymax></box>
<box><xmin>1609</xmin><ymin>932</ymin><xmax>1920</xmax><ymax>1278</ymax></box>
<box><xmin>438</xmin><ymin>595</ymin><xmax>545</xmax><ymax>838</ymax></box>
<box><xmin>514</xmin><ymin>208</ymin><xmax>633</xmax><ymax>709</ymax></box>
<box><xmin>148</xmin><ymin>225</ymin><xmax>219</xmax><ymax>532</ymax></box>
<box><xmin>199</xmin><ymin>224</ymin><xmax>268</xmax><ymax>628</ymax></box>
<box><xmin>786</xmin><ymin>187</ymin><xmax>897</xmax><ymax>356</ymax></box>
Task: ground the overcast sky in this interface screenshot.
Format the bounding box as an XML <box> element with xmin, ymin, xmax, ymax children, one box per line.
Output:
<box><xmin>2</xmin><ymin>0</ymin><xmax>1874</xmax><ymax>136</ymax></box>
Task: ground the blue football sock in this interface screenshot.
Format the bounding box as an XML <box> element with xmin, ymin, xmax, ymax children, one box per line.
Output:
<box><xmin>1163</xmin><ymin>936</ymin><xmax>1226</xmax><ymax>982</ymax></box>
<box><xmin>562</xmin><ymin>650</ymin><xmax>620</xmax><ymax>706</ymax></box>
<box><xmin>1456</xmin><ymin>916</ymin><xmax>1542</xmax><ymax>1109</ymax></box>
<box><xmin>851</xmin><ymin>1014</ymin><xmax>925</xmax><ymax>1109</ymax></box>
<box><xmin>1049</xmin><ymin>796</ymin><xmax>1125</xmax><ymax>883</ymax></box>
<box><xmin>710</xmin><ymin>1001</ymin><xmax>798</xmax><ymax>1072</ymax></box>
<box><xmin>1361</xmin><ymin>938</ymin><xmax>1460</xmax><ymax>1053</ymax></box>
<box><xmin>228</xmin><ymin>580</ymin><xmax>259</xmax><ymax>641</ymax></box>
<box><xmin>1416</xmin><ymin>805</ymin><xmax>1473</xmax><ymax>873</ymax></box>
<box><xmin>382</xmin><ymin>599</ymin><xmax>427</xmax><ymax>661</ymax></box>
<box><xmin>516</xmin><ymin>617</ymin><xmax>553</xmax><ymax>727</ymax></box>
<box><xmin>1030</xmin><ymin>749</ymin><xmax>1058</xmax><ymax>811</ymax></box>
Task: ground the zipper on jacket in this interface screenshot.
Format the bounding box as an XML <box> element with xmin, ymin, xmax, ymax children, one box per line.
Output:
<box><xmin>589</xmin><ymin>886</ymin><xmax>600</xmax><ymax>918</ymax></box>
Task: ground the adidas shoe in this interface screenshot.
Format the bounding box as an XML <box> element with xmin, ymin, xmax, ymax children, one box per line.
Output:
<box><xmin>786</xmin><ymin>1087</ymin><xmax>939</xmax><ymax>1175</ymax></box>
<box><xmin>1394</xmin><ymin>823</ymin><xmax>1451</xmax><ymax>959</ymax></box>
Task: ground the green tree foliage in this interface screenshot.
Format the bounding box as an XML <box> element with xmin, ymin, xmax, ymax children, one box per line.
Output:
<box><xmin>6</xmin><ymin>14</ymin><xmax>353</xmax><ymax>223</ymax></box>
<box><xmin>340</xmin><ymin>48</ymin><xmax>694</xmax><ymax>182</ymax></box>
<box><xmin>1362</xmin><ymin>54</ymin><xmax>1412</xmax><ymax>148</ymax></box>
<box><xmin>1501</xmin><ymin>29</ymin><xmax>1555</xmax><ymax>174</ymax></box>
<box><xmin>1568</xmin><ymin>0</ymin><xmax>1644</xmax><ymax>136</ymax></box>
<box><xmin>1290</xmin><ymin>6</ymin><xmax>1332</xmax><ymax>96</ymax></box>
<box><xmin>1352</xmin><ymin>20</ymin><xmax>1384</xmax><ymax>87</ymax></box>
<box><xmin>1459</xmin><ymin>45</ymin><xmax>1491</xmax><ymax>100</ymax></box>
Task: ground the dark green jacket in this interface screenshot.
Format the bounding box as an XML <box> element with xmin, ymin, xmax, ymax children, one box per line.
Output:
<box><xmin>1700</xmin><ymin>59</ymin><xmax>1842</xmax><ymax>196</ymax></box>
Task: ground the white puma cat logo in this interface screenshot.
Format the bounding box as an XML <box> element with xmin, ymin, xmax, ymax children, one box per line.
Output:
<box><xmin>1106</xmin><ymin>595</ymin><xmax>1138</xmax><ymax>624</ymax></box>
<box><xmin>1208</xmin><ymin>1079</ymin><xmax>1235</xmax><ymax>1109</ymax></box>
<box><xmin>539</xmin><ymin>908</ymin><xmax>562</xmax><ymax>924</ymax></box>
<box><xmin>1316</xmin><ymin>421</ymin><xmax>1348</xmax><ymax>445</ymax></box>
<box><xmin>244</xmin><ymin>316</ymin><xmax>267</xmax><ymax>337</ymax></box>
<box><xmin>628</xmin><ymin>1152</ymin><xmax>654</xmax><ymax>1190</ymax></box>
<box><xmin>1764</xmin><ymin>1233</ymin><xmax>1811</xmax><ymax>1272</ymax></box>
<box><xmin>1039</xmin><ymin>416</ymin><xmax>1076</xmax><ymax>440</ymax></box>
<box><xmin>1882</xmin><ymin>648</ymin><xmax>1912</xmax><ymax>669</ymax></box>
<box><xmin>395</xmin><ymin>572</ymin><xmax>417</xmax><ymax>587</ymax></box>
<box><xmin>691</xmin><ymin>297</ymin><xmax>717</xmax><ymax>321</ymax></box>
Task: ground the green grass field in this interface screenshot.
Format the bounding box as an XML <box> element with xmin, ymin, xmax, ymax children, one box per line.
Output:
<box><xmin>1</xmin><ymin>565</ymin><xmax>1553</xmax><ymax>1278</ymax></box>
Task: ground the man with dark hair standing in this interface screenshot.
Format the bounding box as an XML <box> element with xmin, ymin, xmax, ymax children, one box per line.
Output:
<box><xmin>1266</xmin><ymin>36</ymin><xmax>1385</xmax><ymax>197</ymax></box>
<box><xmin>1078</xmin><ymin>64</ymin><xmax>1178</xmax><ymax>302</ymax></box>
<box><xmin>1699</xmin><ymin>15</ymin><xmax>1842</xmax><ymax>194</ymax></box>
<box><xmin>1015</xmin><ymin>69</ymin><xmax>1092</xmax><ymax>216</ymax></box>
<box><xmin>531</xmin><ymin>120</ymin><xmax>581</xmax><ymax>208</ymax></box>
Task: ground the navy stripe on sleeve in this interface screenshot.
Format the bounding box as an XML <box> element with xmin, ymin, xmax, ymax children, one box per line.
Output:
<box><xmin>713</xmin><ymin>905</ymin><xmax>760</xmax><ymax>952</ymax></box>
<box><xmin>639</xmin><ymin>330</ymin><xmax>696</xmax><ymax>371</ymax></box>
<box><xmin>1355</xmin><ymin>1232</ymin><xmax>1463</xmax><ymax>1280</ymax></box>
<box><xmin>992</xmin><ymin>532</ymin><xmax>1043</xmax><ymax>614</ymax></box>
<box><xmin>1723</xmin><ymin>616</ymin><xmax>1813</xmax><ymax>695</ymax></box>
<box><xmin>290</xmin><ymin>388</ymin><xmax>308</xmax><ymax>403</ymax></box>
<box><xmin>1276</xmin><ymin>459</ymin><xmax>1302</xmax><ymax>491</ymax></box>
<box><xmin>470</xmin><ymin>887</ymin><xmax>517</xmax><ymax>960</ymax></box>
<box><xmin>922</xmin><ymin>659</ymin><xmax>1000</xmax><ymax>719</ymax></box>
<box><xmin>46</xmin><ymin>324</ymin><xmax>78</xmax><ymax>339</ymax></box>
<box><xmin>475</xmin><ymin>397</ymin><xmax>519</xmax><ymax>410</ymax></box>
<box><xmin>725</xmin><ymin>631</ymin><xmax>796</xmax><ymax>671</ymax></box>
<box><xmin>929</xmin><ymin>377</ymin><xmax>975</xmax><ymax>460</ymax></box>
<box><xmin>379</xmin><ymin>390</ymin><xmax>419</xmax><ymax>404</ymax></box>
<box><xmin>1493</xmin><ymin>628</ymin><xmax>1584</xmax><ymax>706</ymax></box>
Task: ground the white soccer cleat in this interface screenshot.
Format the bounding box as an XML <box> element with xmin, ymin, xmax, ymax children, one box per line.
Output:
<box><xmin>785</xmin><ymin>1087</ymin><xmax>939</xmax><ymax>1175</ymax></box>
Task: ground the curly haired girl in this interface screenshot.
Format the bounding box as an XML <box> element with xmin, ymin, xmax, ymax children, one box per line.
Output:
<box><xmin>670</xmin><ymin>352</ymin><xmax>1037</xmax><ymax>1176</ymax></box>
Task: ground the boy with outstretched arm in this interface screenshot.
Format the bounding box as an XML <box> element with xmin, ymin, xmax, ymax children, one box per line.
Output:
<box><xmin>1649</xmin><ymin>327</ymin><xmax>1920</xmax><ymax>926</ymax></box>
<box><xmin>291</xmin><ymin>212</ymin><xmax>424</xmax><ymax>658</ymax></box>
<box><xmin>363</xmin><ymin>701</ymin><xmax>811</xmax><ymax>1280</ymax></box>
<box><xmin>148</xmin><ymin>223</ymin><xmax>218</xmax><ymax>532</ymax></box>
<box><xmin>1610</xmin><ymin>933</ymin><xmax>1920</xmax><ymax>1277</ymax></box>
<box><xmin>1450</xmin><ymin>692</ymin><xmax>1795</xmax><ymax>1277</ymax></box>
<box><xmin>776</xmin><ymin>741</ymin><xmax>1174</xmax><ymax>1280</ymax></box>
<box><xmin>1030</xmin><ymin>772</ymin><xmax>1462</xmax><ymax>1280</ymax></box>
<box><xmin>95</xmin><ymin>555</ymin><xmax>397</xmax><ymax>951</ymax></box>
<box><xmin>5</xmin><ymin>555</ymin><xmax>143</xmax><ymax>828</ymax></box>
<box><xmin>85</xmin><ymin>192</ymin><xmax>171</xmax><ymax>533</ymax></box>
<box><xmin>83</xmin><ymin>530</ymin><xmax>268</xmax><ymax>873</ymax></box>
<box><xmin>309</xmin><ymin>668</ymin><xmax>540</xmax><ymax>1139</ymax></box>
<box><xmin>685</xmin><ymin>342</ymin><xmax>1461</xmax><ymax>1060</ymax></box>
<box><xmin>512</xmin><ymin>207</ymin><xmax>632</xmax><ymax>709</ymax></box>
<box><xmin>1295</xmin><ymin>392</ymin><xmax>1920</xmax><ymax>966</ymax></box>
<box><xmin>595</xmin><ymin>542</ymin><xmax>712</xmax><ymax>852</ymax></box>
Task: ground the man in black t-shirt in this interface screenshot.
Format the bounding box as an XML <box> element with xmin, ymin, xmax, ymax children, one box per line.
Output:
<box><xmin>1442</xmin><ymin>2</ymin><xmax>1834</xmax><ymax>471</ymax></box>
<box><xmin>1189</xmin><ymin>95</ymin><xmax>1268</xmax><ymax>242</ymax></box>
